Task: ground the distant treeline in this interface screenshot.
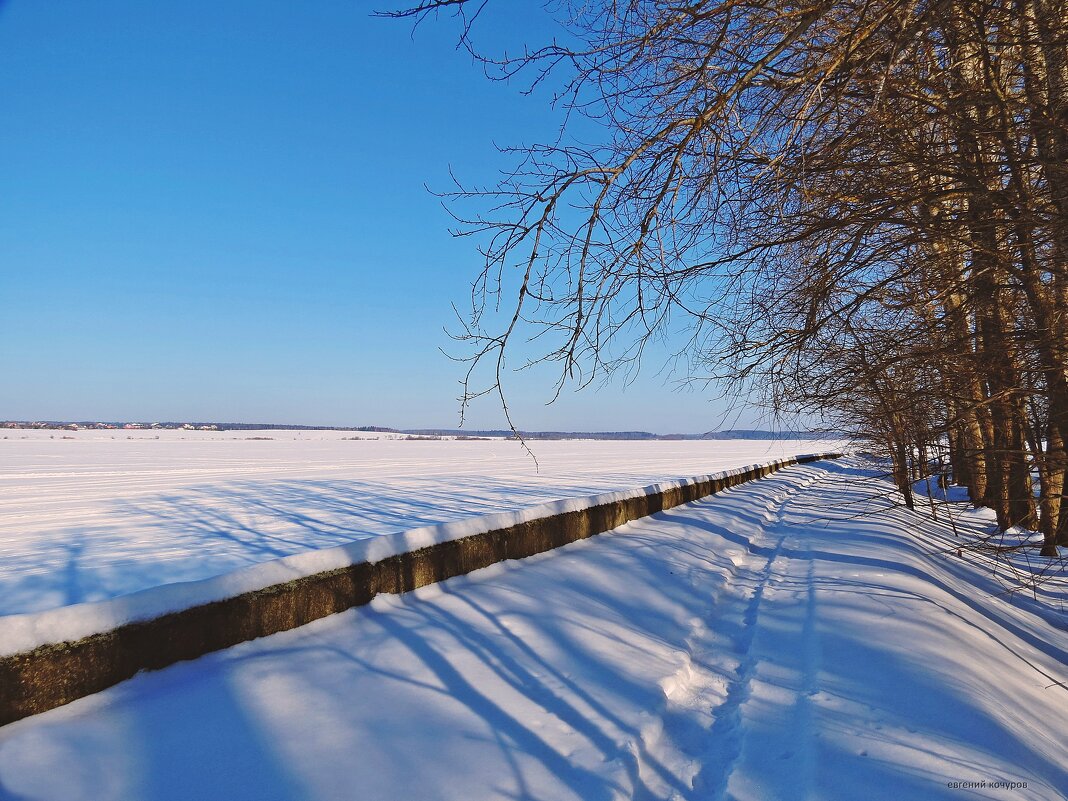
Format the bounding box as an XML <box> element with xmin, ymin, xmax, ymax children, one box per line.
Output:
<box><xmin>3</xmin><ymin>421</ymin><xmax>838</xmax><ymax>440</ymax></box>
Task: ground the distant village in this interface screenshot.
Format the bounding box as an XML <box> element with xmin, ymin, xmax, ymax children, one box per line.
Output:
<box><xmin>2</xmin><ymin>421</ymin><xmax>220</xmax><ymax>431</ymax></box>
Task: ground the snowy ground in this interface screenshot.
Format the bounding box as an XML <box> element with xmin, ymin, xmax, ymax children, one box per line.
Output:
<box><xmin>911</xmin><ymin>476</ymin><xmax>1068</xmax><ymax>606</ymax></box>
<box><xmin>0</xmin><ymin>430</ymin><xmax>842</xmax><ymax>615</ymax></box>
<box><xmin>1</xmin><ymin>457</ymin><xmax>1065</xmax><ymax>800</ymax></box>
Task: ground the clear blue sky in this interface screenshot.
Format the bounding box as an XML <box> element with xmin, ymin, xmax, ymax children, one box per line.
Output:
<box><xmin>0</xmin><ymin>1</ymin><xmax>756</xmax><ymax>433</ymax></box>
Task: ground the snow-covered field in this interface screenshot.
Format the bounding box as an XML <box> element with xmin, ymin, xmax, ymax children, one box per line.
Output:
<box><xmin>0</xmin><ymin>430</ymin><xmax>842</xmax><ymax>616</ymax></box>
<box><xmin>1</xmin><ymin>457</ymin><xmax>1065</xmax><ymax>800</ymax></box>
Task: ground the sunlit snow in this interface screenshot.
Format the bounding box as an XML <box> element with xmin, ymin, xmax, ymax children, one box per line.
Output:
<box><xmin>1</xmin><ymin>457</ymin><xmax>1065</xmax><ymax>800</ymax></box>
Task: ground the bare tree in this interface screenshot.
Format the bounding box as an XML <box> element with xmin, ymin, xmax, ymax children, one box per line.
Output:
<box><xmin>381</xmin><ymin>0</ymin><xmax>1068</xmax><ymax>556</ymax></box>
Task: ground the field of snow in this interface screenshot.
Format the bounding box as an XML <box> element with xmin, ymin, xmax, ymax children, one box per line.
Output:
<box><xmin>0</xmin><ymin>430</ymin><xmax>843</xmax><ymax>616</ymax></box>
<box><xmin>1</xmin><ymin>457</ymin><xmax>1065</xmax><ymax>800</ymax></box>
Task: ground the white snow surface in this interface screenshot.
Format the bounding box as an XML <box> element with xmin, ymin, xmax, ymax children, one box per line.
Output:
<box><xmin>2</xmin><ymin>457</ymin><xmax>1066</xmax><ymax>800</ymax></box>
<box><xmin>0</xmin><ymin>453</ymin><xmax>828</xmax><ymax>658</ymax></box>
<box><xmin>0</xmin><ymin>430</ymin><xmax>841</xmax><ymax>619</ymax></box>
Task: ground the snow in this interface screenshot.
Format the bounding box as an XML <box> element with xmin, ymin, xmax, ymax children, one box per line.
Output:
<box><xmin>0</xmin><ymin>457</ymin><xmax>820</xmax><ymax>658</ymax></box>
<box><xmin>0</xmin><ymin>430</ymin><xmax>842</xmax><ymax>617</ymax></box>
<box><xmin>911</xmin><ymin>476</ymin><xmax>1068</xmax><ymax>614</ymax></box>
<box><xmin>2</xmin><ymin>457</ymin><xmax>1065</xmax><ymax>800</ymax></box>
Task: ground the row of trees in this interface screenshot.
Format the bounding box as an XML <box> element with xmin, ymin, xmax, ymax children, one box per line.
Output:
<box><xmin>385</xmin><ymin>1</ymin><xmax>1068</xmax><ymax>553</ymax></box>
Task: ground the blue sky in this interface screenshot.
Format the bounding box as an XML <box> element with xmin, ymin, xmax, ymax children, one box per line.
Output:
<box><xmin>0</xmin><ymin>1</ymin><xmax>755</xmax><ymax>433</ymax></box>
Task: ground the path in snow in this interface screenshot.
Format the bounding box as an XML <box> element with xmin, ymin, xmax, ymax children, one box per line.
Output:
<box><xmin>0</xmin><ymin>431</ymin><xmax>842</xmax><ymax>615</ymax></box>
<box><xmin>1</xmin><ymin>458</ymin><xmax>1066</xmax><ymax>800</ymax></box>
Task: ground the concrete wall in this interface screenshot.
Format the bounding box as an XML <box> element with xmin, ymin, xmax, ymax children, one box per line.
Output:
<box><xmin>0</xmin><ymin>453</ymin><xmax>840</xmax><ymax>726</ymax></box>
